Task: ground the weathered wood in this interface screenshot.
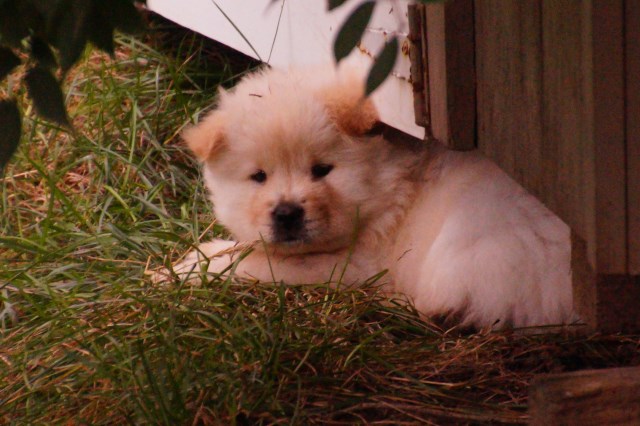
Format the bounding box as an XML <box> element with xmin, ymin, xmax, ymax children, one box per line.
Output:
<box><xmin>541</xmin><ymin>0</ymin><xmax>595</xmax><ymax>256</ymax></box>
<box><xmin>546</xmin><ymin>0</ymin><xmax>631</xmax><ymax>331</ymax></box>
<box><xmin>407</xmin><ymin>4</ymin><xmax>430</xmax><ymax>132</ymax></box>
<box><xmin>424</xmin><ymin>0</ymin><xmax>475</xmax><ymax>150</ymax></box>
<box><xmin>476</xmin><ymin>0</ymin><xmax>604</xmax><ymax>250</ymax></box>
<box><xmin>529</xmin><ymin>366</ymin><xmax>640</xmax><ymax>425</ymax></box>
<box><xmin>424</xmin><ymin>2</ymin><xmax>447</xmax><ymax>148</ymax></box>
<box><xmin>441</xmin><ymin>0</ymin><xmax>475</xmax><ymax>151</ymax></box>
<box><xmin>473</xmin><ymin>0</ymin><xmax>636</xmax><ymax>331</ymax></box>
<box><xmin>571</xmin><ymin>234</ymin><xmax>597</xmax><ymax>330</ymax></box>
<box><xmin>594</xmin><ymin>275</ymin><xmax>640</xmax><ymax>333</ymax></box>
<box><xmin>475</xmin><ymin>0</ymin><xmax>543</xmax><ymax>197</ymax></box>
<box><xmin>591</xmin><ymin>0</ymin><xmax>626</xmax><ymax>274</ymax></box>
<box><xmin>627</xmin><ymin>0</ymin><xmax>640</xmax><ymax>274</ymax></box>
<box><xmin>475</xmin><ymin>0</ymin><xmax>627</xmax><ymax>273</ymax></box>
<box><xmin>573</xmin><ymin>233</ymin><xmax>640</xmax><ymax>332</ymax></box>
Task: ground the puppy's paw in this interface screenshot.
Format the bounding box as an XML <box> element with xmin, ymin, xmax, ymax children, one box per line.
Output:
<box><xmin>152</xmin><ymin>239</ymin><xmax>243</xmax><ymax>284</ymax></box>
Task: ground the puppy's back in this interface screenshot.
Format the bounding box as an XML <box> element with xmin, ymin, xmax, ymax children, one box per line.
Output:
<box><xmin>391</xmin><ymin>147</ymin><xmax>573</xmax><ymax>328</ymax></box>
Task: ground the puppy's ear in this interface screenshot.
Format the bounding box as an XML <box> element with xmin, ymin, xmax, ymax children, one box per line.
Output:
<box><xmin>320</xmin><ymin>75</ymin><xmax>380</xmax><ymax>136</ymax></box>
<box><xmin>181</xmin><ymin>111</ymin><xmax>227</xmax><ymax>161</ymax></box>
<box><xmin>324</xmin><ymin>96</ymin><xmax>379</xmax><ymax>136</ymax></box>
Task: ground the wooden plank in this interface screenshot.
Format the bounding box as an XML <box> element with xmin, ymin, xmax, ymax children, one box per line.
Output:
<box><xmin>407</xmin><ymin>5</ymin><xmax>430</xmax><ymax>132</ymax></box>
<box><xmin>573</xmin><ymin>245</ymin><xmax>640</xmax><ymax>332</ymax></box>
<box><xmin>544</xmin><ymin>0</ymin><xmax>630</xmax><ymax>331</ymax></box>
<box><xmin>591</xmin><ymin>0</ymin><xmax>626</xmax><ymax>274</ymax></box>
<box><xmin>424</xmin><ymin>2</ymin><xmax>448</xmax><ymax>146</ymax></box>
<box><xmin>575</xmin><ymin>229</ymin><xmax>640</xmax><ymax>332</ymax></box>
<box><xmin>475</xmin><ymin>0</ymin><xmax>543</xmax><ymax>197</ymax></box>
<box><xmin>571</xmin><ymin>234</ymin><xmax>597</xmax><ymax>330</ymax></box>
<box><xmin>595</xmin><ymin>274</ymin><xmax>640</xmax><ymax>333</ymax></box>
<box><xmin>541</xmin><ymin>0</ymin><xmax>595</xmax><ymax>256</ymax></box>
<box><xmin>424</xmin><ymin>0</ymin><xmax>475</xmax><ymax>150</ymax></box>
<box><xmin>529</xmin><ymin>366</ymin><xmax>640</xmax><ymax>425</ymax></box>
<box><xmin>627</xmin><ymin>0</ymin><xmax>640</xmax><ymax>274</ymax></box>
<box><xmin>442</xmin><ymin>0</ymin><xmax>475</xmax><ymax>151</ymax></box>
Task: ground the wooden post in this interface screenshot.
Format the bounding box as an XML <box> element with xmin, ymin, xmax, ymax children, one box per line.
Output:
<box><xmin>574</xmin><ymin>0</ymin><xmax>638</xmax><ymax>333</ymax></box>
<box><xmin>407</xmin><ymin>4</ymin><xmax>430</xmax><ymax>132</ymax></box>
<box><xmin>573</xmin><ymin>235</ymin><xmax>640</xmax><ymax>333</ymax></box>
<box><xmin>408</xmin><ymin>0</ymin><xmax>476</xmax><ymax>150</ymax></box>
<box><xmin>475</xmin><ymin>0</ymin><xmax>544</xmax><ymax>196</ymax></box>
<box><xmin>627</xmin><ymin>0</ymin><xmax>640</xmax><ymax>275</ymax></box>
<box><xmin>529</xmin><ymin>366</ymin><xmax>640</xmax><ymax>425</ymax></box>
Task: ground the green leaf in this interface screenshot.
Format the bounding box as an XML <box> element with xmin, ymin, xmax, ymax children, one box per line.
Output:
<box><xmin>328</xmin><ymin>0</ymin><xmax>348</xmax><ymax>10</ymax></box>
<box><xmin>0</xmin><ymin>46</ymin><xmax>20</xmax><ymax>80</ymax></box>
<box><xmin>25</xmin><ymin>66</ymin><xmax>70</xmax><ymax>127</ymax></box>
<box><xmin>366</xmin><ymin>37</ymin><xmax>398</xmax><ymax>96</ymax></box>
<box><xmin>0</xmin><ymin>99</ymin><xmax>21</xmax><ymax>173</ymax></box>
<box><xmin>30</xmin><ymin>37</ymin><xmax>58</xmax><ymax>70</ymax></box>
<box><xmin>333</xmin><ymin>1</ymin><xmax>375</xmax><ymax>62</ymax></box>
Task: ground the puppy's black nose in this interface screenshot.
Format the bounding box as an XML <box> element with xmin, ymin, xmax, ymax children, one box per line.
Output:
<box><xmin>272</xmin><ymin>202</ymin><xmax>304</xmax><ymax>229</ymax></box>
<box><xmin>271</xmin><ymin>202</ymin><xmax>305</xmax><ymax>239</ymax></box>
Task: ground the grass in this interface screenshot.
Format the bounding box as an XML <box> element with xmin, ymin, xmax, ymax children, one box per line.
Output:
<box><xmin>1</xmin><ymin>18</ymin><xmax>639</xmax><ymax>425</ymax></box>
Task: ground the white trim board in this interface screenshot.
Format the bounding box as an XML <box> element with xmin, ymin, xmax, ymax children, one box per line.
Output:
<box><xmin>147</xmin><ymin>0</ymin><xmax>424</xmax><ymax>139</ymax></box>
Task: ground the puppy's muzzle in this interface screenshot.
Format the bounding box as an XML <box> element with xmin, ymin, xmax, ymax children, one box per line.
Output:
<box><xmin>271</xmin><ymin>202</ymin><xmax>305</xmax><ymax>242</ymax></box>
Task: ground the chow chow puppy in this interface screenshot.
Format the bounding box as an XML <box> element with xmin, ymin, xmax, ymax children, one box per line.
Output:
<box><xmin>164</xmin><ymin>64</ymin><xmax>574</xmax><ymax>329</ymax></box>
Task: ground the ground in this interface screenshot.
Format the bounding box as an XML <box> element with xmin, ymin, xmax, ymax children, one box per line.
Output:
<box><xmin>1</xmin><ymin>17</ymin><xmax>639</xmax><ymax>425</ymax></box>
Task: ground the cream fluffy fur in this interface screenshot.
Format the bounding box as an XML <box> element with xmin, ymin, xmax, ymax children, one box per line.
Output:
<box><xmin>169</xmin><ymin>64</ymin><xmax>574</xmax><ymax>329</ymax></box>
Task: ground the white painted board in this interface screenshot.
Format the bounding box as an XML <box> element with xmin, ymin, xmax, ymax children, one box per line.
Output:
<box><xmin>146</xmin><ymin>0</ymin><xmax>424</xmax><ymax>139</ymax></box>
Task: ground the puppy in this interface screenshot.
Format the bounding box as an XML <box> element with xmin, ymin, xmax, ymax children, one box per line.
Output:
<box><xmin>167</xmin><ymin>65</ymin><xmax>574</xmax><ymax>329</ymax></box>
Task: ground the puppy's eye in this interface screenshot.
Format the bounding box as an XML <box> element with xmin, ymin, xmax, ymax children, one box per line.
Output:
<box><xmin>250</xmin><ymin>170</ymin><xmax>267</xmax><ymax>183</ymax></box>
<box><xmin>311</xmin><ymin>163</ymin><xmax>334</xmax><ymax>180</ymax></box>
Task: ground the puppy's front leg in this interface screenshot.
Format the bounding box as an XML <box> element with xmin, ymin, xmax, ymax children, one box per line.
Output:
<box><xmin>230</xmin><ymin>249</ymin><xmax>373</xmax><ymax>286</ymax></box>
<box><xmin>161</xmin><ymin>240</ymin><xmax>372</xmax><ymax>286</ymax></box>
<box><xmin>168</xmin><ymin>239</ymin><xmax>242</xmax><ymax>281</ymax></box>
<box><xmin>153</xmin><ymin>239</ymin><xmax>239</xmax><ymax>283</ymax></box>
<box><xmin>157</xmin><ymin>237</ymin><xmax>375</xmax><ymax>286</ymax></box>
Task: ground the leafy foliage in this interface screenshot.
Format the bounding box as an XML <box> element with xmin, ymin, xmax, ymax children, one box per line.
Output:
<box><xmin>329</xmin><ymin>0</ymin><xmax>395</xmax><ymax>96</ymax></box>
<box><xmin>333</xmin><ymin>1</ymin><xmax>375</xmax><ymax>62</ymax></box>
<box><xmin>327</xmin><ymin>0</ymin><xmax>349</xmax><ymax>10</ymax></box>
<box><xmin>366</xmin><ymin>37</ymin><xmax>398</xmax><ymax>96</ymax></box>
<box><xmin>0</xmin><ymin>0</ymin><xmax>146</xmax><ymax>173</ymax></box>
<box><xmin>330</xmin><ymin>0</ymin><xmax>442</xmax><ymax>95</ymax></box>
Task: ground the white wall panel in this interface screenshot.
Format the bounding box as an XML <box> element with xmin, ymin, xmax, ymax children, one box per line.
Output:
<box><xmin>147</xmin><ymin>0</ymin><xmax>424</xmax><ymax>138</ymax></box>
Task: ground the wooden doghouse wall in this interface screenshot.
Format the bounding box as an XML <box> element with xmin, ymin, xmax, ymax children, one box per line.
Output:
<box><xmin>475</xmin><ymin>0</ymin><xmax>639</xmax><ymax>332</ymax></box>
<box><xmin>413</xmin><ymin>0</ymin><xmax>640</xmax><ymax>332</ymax></box>
<box><xmin>628</xmin><ymin>0</ymin><xmax>640</xmax><ymax>275</ymax></box>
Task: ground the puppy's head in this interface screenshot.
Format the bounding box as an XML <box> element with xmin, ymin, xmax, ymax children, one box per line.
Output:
<box><xmin>182</xmin><ymin>65</ymin><xmax>383</xmax><ymax>254</ymax></box>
